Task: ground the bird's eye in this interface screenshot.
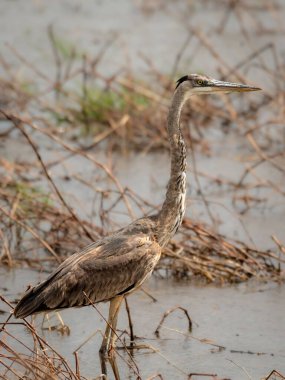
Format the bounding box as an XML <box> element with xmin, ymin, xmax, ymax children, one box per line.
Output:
<box><xmin>197</xmin><ymin>80</ymin><xmax>203</xmax><ymax>85</ymax></box>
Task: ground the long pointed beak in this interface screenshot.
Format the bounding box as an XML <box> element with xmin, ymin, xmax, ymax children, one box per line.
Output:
<box><xmin>209</xmin><ymin>79</ymin><xmax>261</xmax><ymax>92</ymax></box>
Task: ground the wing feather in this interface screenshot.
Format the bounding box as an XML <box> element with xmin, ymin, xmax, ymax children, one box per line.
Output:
<box><xmin>14</xmin><ymin>234</ymin><xmax>161</xmax><ymax>318</ymax></box>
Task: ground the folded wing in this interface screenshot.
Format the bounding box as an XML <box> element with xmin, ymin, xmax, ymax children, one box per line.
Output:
<box><xmin>14</xmin><ymin>234</ymin><xmax>161</xmax><ymax>318</ymax></box>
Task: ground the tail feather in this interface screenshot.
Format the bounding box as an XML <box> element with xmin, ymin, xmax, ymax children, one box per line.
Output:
<box><xmin>14</xmin><ymin>282</ymin><xmax>47</xmax><ymax>318</ymax></box>
<box><xmin>13</xmin><ymin>269</ymin><xmax>60</xmax><ymax>318</ymax></box>
<box><xmin>14</xmin><ymin>258</ymin><xmax>68</xmax><ymax>319</ymax></box>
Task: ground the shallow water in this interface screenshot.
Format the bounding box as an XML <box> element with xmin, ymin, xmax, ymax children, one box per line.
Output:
<box><xmin>1</xmin><ymin>269</ymin><xmax>285</xmax><ymax>380</ymax></box>
<box><xmin>1</xmin><ymin>1</ymin><xmax>285</xmax><ymax>379</ymax></box>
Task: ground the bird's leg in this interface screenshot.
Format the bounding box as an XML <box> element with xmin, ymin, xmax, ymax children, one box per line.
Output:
<box><xmin>99</xmin><ymin>296</ymin><xmax>123</xmax><ymax>377</ymax></box>
<box><xmin>100</xmin><ymin>319</ymin><xmax>111</xmax><ymax>357</ymax></box>
<box><xmin>109</xmin><ymin>296</ymin><xmax>123</xmax><ymax>352</ymax></box>
<box><xmin>107</xmin><ymin>299</ymin><xmax>122</xmax><ymax>379</ymax></box>
<box><xmin>99</xmin><ymin>296</ymin><xmax>123</xmax><ymax>357</ymax></box>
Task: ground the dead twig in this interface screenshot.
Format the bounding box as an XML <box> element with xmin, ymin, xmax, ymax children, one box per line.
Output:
<box><xmin>154</xmin><ymin>306</ymin><xmax>192</xmax><ymax>338</ymax></box>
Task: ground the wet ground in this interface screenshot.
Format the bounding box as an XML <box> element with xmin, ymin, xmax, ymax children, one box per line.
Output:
<box><xmin>1</xmin><ymin>1</ymin><xmax>285</xmax><ymax>379</ymax></box>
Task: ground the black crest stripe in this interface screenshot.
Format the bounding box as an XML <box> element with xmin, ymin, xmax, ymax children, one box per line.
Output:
<box><xmin>176</xmin><ymin>75</ymin><xmax>189</xmax><ymax>89</ymax></box>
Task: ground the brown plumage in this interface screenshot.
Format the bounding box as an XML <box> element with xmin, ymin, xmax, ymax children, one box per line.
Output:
<box><xmin>14</xmin><ymin>233</ymin><xmax>161</xmax><ymax>317</ymax></box>
<box><xmin>14</xmin><ymin>74</ymin><xmax>260</xmax><ymax>363</ymax></box>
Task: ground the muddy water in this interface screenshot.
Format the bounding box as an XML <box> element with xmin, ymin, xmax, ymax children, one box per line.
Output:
<box><xmin>1</xmin><ymin>1</ymin><xmax>285</xmax><ymax>379</ymax></box>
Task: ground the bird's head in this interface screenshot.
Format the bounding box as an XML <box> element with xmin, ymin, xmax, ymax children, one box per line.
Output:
<box><xmin>176</xmin><ymin>74</ymin><xmax>261</xmax><ymax>96</ymax></box>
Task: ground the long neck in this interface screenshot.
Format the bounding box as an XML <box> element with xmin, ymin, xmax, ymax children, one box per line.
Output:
<box><xmin>157</xmin><ymin>87</ymin><xmax>188</xmax><ymax>246</ymax></box>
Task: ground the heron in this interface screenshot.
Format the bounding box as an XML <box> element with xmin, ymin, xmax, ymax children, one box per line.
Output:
<box><xmin>14</xmin><ymin>74</ymin><xmax>260</xmax><ymax>360</ymax></box>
